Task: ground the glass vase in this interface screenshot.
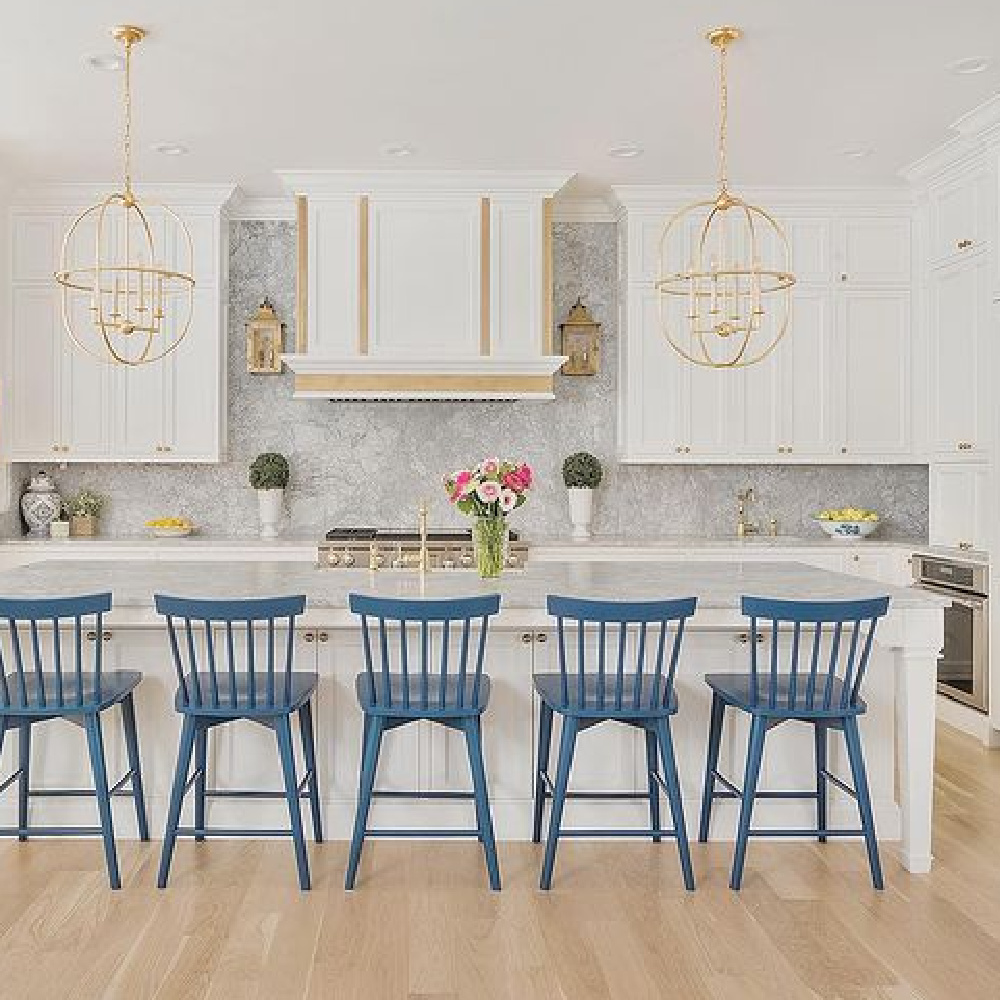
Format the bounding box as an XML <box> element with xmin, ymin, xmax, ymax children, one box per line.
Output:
<box><xmin>473</xmin><ymin>516</ymin><xmax>508</xmax><ymax>579</ymax></box>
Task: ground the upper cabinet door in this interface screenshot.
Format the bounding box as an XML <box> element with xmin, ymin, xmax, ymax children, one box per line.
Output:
<box><xmin>928</xmin><ymin>167</ymin><xmax>992</xmax><ymax>267</ymax></box>
<box><xmin>12</xmin><ymin>213</ymin><xmax>61</xmax><ymax>283</ymax></box>
<box><xmin>837</xmin><ymin>290</ymin><xmax>911</xmax><ymax>457</ymax></box>
<box><xmin>781</xmin><ymin>289</ymin><xmax>835</xmax><ymax>457</ymax></box>
<box><xmin>58</xmin><ymin>296</ymin><xmax>114</xmax><ymax>460</ymax></box>
<box><xmin>837</xmin><ymin>218</ymin><xmax>911</xmax><ymax>285</ymax></box>
<box><xmin>927</xmin><ymin>255</ymin><xmax>991</xmax><ymax>459</ymax></box>
<box><xmin>8</xmin><ymin>287</ymin><xmax>60</xmax><ymax>460</ymax></box>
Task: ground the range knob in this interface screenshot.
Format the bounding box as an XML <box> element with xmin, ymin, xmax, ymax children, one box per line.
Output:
<box><xmin>441</xmin><ymin>557</ymin><xmax>456</xmax><ymax>570</ymax></box>
<box><xmin>459</xmin><ymin>551</ymin><xmax>474</xmax><ymax>568</ymax></box>
<box><xmin>392</xmin><ymin>557</ymin><xmax>405</xmax><ymax>569</ymax></box>
<box><xmin>342</xmin><ymin>551</ymin><xmax>356</xmax><ymax>567</ymax></box>
<box><xmin>326</xmin><ymin>551</ymin><xmax>340</xmax><ymax>567</ymax></box>
<box><xmin>506</xmin><ymin>553</ymin><xmax>520</xmax><ymax>568</ymax></box>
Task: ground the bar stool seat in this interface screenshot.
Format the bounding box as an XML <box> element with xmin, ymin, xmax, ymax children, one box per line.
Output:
<box><xmin>534</xmin><ymin>672</ymin><xmax>679</xmax><ymax>718</ymax></box>
<box><xmin>6</xmin><ymin>669</ymin><xmax>142</xmax><ymax>714</ymax></box>
<box><xmin>704</xmin><ymin>673</ymin><xmax>867</xmax><ymax>719</ymax></box>
<box><xmin>173</xmin><ymin>671</ymin><xmax>318</xmax><ymax>715</ymax></box>
<box><xmin>355</xmin><ymin>672</ymin><xmax>491</xmax><ymax>717</ymax></box>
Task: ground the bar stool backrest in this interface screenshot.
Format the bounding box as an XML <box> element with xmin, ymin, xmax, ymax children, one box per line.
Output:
<box><xmin>154</xmin><ymin>594</ymin><xmax>307</xmax><ymax>710</ymax></box>
<box><xmin>349</xmin><ymin>593</ymin><xmax>501</xmax><ymax>711</ymax></box>
<box><xmin>547</xmin><ymin>595</ymin><xmax>698</xmax><ymax>712</ymax></box>
<box><xmin>0</xmin><ymin>593</ymin><xmax>112</xmax><ymax>710</ymax></box>
<box><xmin>741</xmin><ymin>595</ymin><xmax>891</xmax><ymax>712</ymax></box>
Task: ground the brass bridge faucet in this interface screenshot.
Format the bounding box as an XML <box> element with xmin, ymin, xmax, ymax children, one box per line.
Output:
<box><xmin>736</xmin><ymin>487</ymin><xmax>759</xmax><ymax>538</ymax></box>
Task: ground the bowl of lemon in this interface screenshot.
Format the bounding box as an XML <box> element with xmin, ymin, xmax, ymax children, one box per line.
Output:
<box><xmin>146</xmin><ymin>517</ymin><xmax>194</xmax><ymax>538</ymax></box>
<box><xmin>815</xmin><ymin>507</ymin><xmax>879</xmax><ymax>540</ymax></box>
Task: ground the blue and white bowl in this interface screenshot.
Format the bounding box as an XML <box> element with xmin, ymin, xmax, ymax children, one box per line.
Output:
<box><xmin>815</xmin><ymin>518</ymin><xmax>878</xmax><ymax>540</ymax></box>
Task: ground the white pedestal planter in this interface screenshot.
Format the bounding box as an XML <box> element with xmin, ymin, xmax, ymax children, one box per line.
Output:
<box><xmin>257</xmin><ymin>489</ymin><xmax>285</xmax><ymax>539</ymax></box>
<box><xmin>567</xmin><ymin>487</ymin><xmax>594</xmax><ymax>540</ymax></box>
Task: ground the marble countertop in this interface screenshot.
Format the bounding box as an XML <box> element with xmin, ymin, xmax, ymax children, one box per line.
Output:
<box><xmin>0</xmin><ymin>558</ymin><xmax>945</xmax><ymax>610</ymax></box>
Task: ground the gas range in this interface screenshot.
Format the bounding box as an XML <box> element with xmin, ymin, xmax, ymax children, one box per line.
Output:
<box><xmin>317</xmin><ymin>527</ymin><xmax>528</xmax><ymax>570</ymax></box>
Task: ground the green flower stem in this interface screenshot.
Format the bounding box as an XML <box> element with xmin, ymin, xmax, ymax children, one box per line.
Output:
<box><xmin>474</xmin><ymin>516</ymin><xmax>506</xmax><ymax>579</ymax></box>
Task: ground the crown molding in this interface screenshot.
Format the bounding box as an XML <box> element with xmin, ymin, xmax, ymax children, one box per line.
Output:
<box><xmin>550</xmin><ymin>195</ymin><xmax>617</xmax><ymax>224</ymax></box>
<box><xmin>901</xmin><ymin>93</ymin><xmax>1000</xmax><ymax>182</ymax></box>
<box><xmin>611</xmin><ymin>184</ymin><xmax>914</xmax><ymax>213</ymax></box>
<box><xmin>276</xmin><ymin>169</ymin><xmax>575</xmax><ymax>198</ymax></box>
<box><xmin>227</xmin><ymin>194</ymin><xmax>296</xmax><ymax>221</ymax></box>
<box><xmin>11</xmin><ymin>181</ymin><xmax>239</xmax><ymax>209</ymax></box>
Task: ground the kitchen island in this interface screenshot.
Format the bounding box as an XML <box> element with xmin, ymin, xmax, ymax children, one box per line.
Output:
<box><xmin>0</xmin><ymin>559</ymin><xmax>945</xmax><ymax>872</ymax></box>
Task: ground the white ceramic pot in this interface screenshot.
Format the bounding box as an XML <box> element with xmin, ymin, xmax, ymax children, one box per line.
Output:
<box><xmin>567</xmin><ymin>487</ymin><xmax>594</xmax><ymax>541</ymax></box>
<box><xmin>257</xmin><ymin>488</ymin><xmax>284</xmax><ymax>539</ymax></box>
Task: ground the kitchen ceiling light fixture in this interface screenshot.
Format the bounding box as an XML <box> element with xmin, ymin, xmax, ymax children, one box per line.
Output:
<box><xmin>152</xmin><ymin>141</ymin><xmax>189</xmax><ymax>156</ymax></box>
<box><xmin>949</xmin><ymin>56</ymin><xmax>990</xmax><ymax>75</ymax></box>
<box><xmin>608</xmin><ymin>142</ymin><xmax>644</xmax><ymax>158</ymax></box>
<box><xmin>56</xmin><ymin>25</ymin><xmax>195</xmax><ymax>366</ymax></box>
<box><xmin>382</xmin><ymin>143</ymin><xmax>415</xmax><ymax>157</ymax></box>
<box><xmin>840</xmin><ymin>145</ymin><xmax>874</xmax><ymax>158</ymax></box>
<box><xmin>656</xmin><ymin>26</ymin><xmax>795</xmax><ymax>368</ymax></box>
<box><xmin>86</xmin><ymin>53</ymin><xmax>126</xmax><ymax>72</ymax></box>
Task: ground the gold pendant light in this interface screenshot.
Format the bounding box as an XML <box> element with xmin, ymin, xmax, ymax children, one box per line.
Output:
<box><xmin>55</xmin><ymin>26</ymin><xmax>195</xmax><ymax>366</ymax></box>
<box><xmin>656</xmin><ymin>26</ymin><xmax>795</xmax><ymax>368</ymax></box>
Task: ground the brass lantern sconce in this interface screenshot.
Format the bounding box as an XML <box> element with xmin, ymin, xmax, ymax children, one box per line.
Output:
<box><xmin>246</xmin><ymin>299</ymin><xmax>285</xmax><ymax>374</ymax></box>
<box><xmin>559</xmin><ymin>297</ymin><xmax>601</xmax><ymax>376</ymax></box>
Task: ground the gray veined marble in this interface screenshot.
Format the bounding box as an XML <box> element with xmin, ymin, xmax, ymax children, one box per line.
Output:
<box><xmin>9</xmin><ymin>220</ymin><xmax>928</xmax><ymax>542</ymax></box>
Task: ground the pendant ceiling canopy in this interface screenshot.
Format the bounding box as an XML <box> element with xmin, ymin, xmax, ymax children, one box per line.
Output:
<box><xmin>55</xmin><ymin>25</ymin><xmax>195</xmax><ymax>367</ymax></box>
<box><xmin>656</xmin><ymin>26</ymin><xmax>796</xmax><ymax>368</ymax></box>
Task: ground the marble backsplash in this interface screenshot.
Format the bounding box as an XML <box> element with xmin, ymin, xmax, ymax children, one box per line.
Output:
<box><xmin>10</xmin><ymin>220</ymin><xmax>928</xmax><ymax>541</ymax></box>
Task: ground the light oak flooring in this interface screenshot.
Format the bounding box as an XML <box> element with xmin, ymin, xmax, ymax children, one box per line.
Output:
<box><xmin>2</xmin><ymin>723</ymin><xmax>1000</xmax><ymax>999</ymax></box>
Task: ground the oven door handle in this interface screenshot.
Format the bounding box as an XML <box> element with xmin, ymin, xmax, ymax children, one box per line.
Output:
<box><xmin>915</xmin><ymin>582</ymin><xmax>987</xmax><ymax>606</ymax></box>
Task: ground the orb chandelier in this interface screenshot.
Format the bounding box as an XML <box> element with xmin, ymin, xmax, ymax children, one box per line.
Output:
<box><xmin>656</xmin><ymin>26</ymin><xmax>795</xmax><ymax>368</ymax></box>
<box><xmin>55</xmin><ymin>25</ymin><xmax>194</xmax><ymax>366</ymax></box>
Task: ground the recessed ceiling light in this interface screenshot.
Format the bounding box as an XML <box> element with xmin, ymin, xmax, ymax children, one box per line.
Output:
<box><xmin>152</xmin><ymin>142</ymin><xmax>189</xmax><ymax>156</ymax></box>
<box><xmin>840</xmin><ymin>146</ymin><xmax>873</xmax><ymax>159</ymax></box>
<box><xmin>949</xmin><ymin>56</ymin><xmax>990</xmax><ymax>75</ymax></box>
<box><xmin>382</xmin><ymin>143</ymin><xmax>415</xmax><ymax>157</ymax></box>
<box><xmin>86</xmin><ymin>53</ymin><xmax>125</xmax><ymax>72</ymax></box>
<box><xmin>608</xmin><ymin>142</ymin><xmax>644</xmax><ymax>159</ymax></box>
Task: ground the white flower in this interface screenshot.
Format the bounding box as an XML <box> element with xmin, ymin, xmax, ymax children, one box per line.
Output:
<box><xmin>479</xmin><ymin>457</ymin><xmax>500</xmax><ymax>477</ymax></box>
<box><xmin>500</xmin><ymin>488</ymin><xmax>517</xmax><ymax>513</ymax></box>
<box><xmin>476</xmin><ymin>480</ymin><xmax>502</xmax><ymax>504</ymax></box>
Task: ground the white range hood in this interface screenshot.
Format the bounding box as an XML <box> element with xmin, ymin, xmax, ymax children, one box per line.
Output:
<box><xmin>277</xmin><ymin>170</ymin><xmax>571</xmax><ymax>400</ymax></box>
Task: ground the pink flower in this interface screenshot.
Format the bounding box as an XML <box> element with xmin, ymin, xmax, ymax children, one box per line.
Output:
<box><xmin>500</xmin><ymin>488</ymin><xmax>517</xmax><ymax>513</ymax></box>
<box><xmin>479</xmin><ymin>457</ymin><xmax>500</xmax><ymax>477</ymax></box>
<box><xmin>517</xmin><ymin>464</ymin><xmax>533</xmax><ymax>489</ymax></box>
<box><xmin>476</xmin><ymin>480</ymin><xmax>502</xmax><ymax>504</ymax></box>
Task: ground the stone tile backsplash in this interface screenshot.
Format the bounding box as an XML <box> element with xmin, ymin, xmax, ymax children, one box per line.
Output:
<box><xmin>10</xmin><ymin>219</ymin><xmax>928</xmax><ymax>541</ymax></box>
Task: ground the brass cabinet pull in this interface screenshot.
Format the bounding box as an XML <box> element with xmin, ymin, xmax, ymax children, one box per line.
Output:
<box><xmin>840</xmin><ymin>446</ymin><xmax>848</xmax><ymax>454</ymax></box>
<box><xmin>957</xmin><ymin>238</ymin><xmax>973</xmax><ymax>250</ymax></box>
<box><xmin>958</xmin><ymin>541</ymin><xmax>973</xmax><ymax>551</ymax></box>
<box><xmin>317</xmin><ymin>632</ymin><xmax>329</xmax><ymax>643</ymax></box>
<box><xmin>734</xmin><ymin>632</ymin><xmax>765</xmax><ymax>645</ymax></box>
<box><xmin>840</xmin><ymin>273</ymin><xmax>848</xmax><ymax>282</ymax></box>
<box><xmin>957</xmin><ymin>442</ymin><xmax>973</xmax><ymax>451</ymax></box>
<box><xmin>302</xmin><ymin>631</ymin><xmax>316</xmax><ymax>643</ymax></box>
<box><xmin>85</xmin><ymin>630</ymin><xmax>113</xmax><ymax>642</ymax></box>
<box><xmin>535</xmin><ymin>633</ymin><xmax>548</xmax><ymax>643</ymax></box>
<box><xmin>520</xmin><ymin>632</ymin><xmax>533</xmax><ymax>644</ymax></box>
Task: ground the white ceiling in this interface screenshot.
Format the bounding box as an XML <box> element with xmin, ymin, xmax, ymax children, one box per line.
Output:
<box><xmin>3</xmin><ymin>0</ymin><xmax>999</xmax><ymax>198</ymax></box>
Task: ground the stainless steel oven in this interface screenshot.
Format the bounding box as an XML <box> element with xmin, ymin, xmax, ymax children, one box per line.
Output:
<box><xmin>912</xmin><ymin>554</ymin><xmax>989</xmax><ymax>713</ymax></box>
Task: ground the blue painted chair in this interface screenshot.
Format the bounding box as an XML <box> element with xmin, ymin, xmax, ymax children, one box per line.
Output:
<box><xmin>698</xmin><ymin>595</ymin><xmax>891</xmax><ymax>890</ymax></box>
<box><xmin>533</xmin><ymin>595</ymin><xmax>698</xmax><ymax>891</ymax></box>
<box><xmin>346</xmin><ymin>593</ymin><xmax>502</xmax><ymax>890</ymax></box>
<box><xmin>0</xmin><ymin>593</ymin><xmax>148</xmax><ymax>889</ymax></box>
<box><xmin>155</xmin><ymin>594</ymin><xmax>321</xmax><ymax>890</ymax></box>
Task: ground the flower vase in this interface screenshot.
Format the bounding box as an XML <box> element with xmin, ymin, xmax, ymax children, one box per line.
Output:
<box><xmin>257</xmin><ymin>488</ymin><xmax>284</xmax><ymax>539</ymax></box>
<box><xmin>473</xmin><ymin>516</ymin><xmax>507</xmax><ymax>579</ymax></box>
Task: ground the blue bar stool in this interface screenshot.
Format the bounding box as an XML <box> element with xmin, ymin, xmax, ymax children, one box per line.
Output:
<box><xmin>345</xmin><ymin>593</ymin><xmax>502</xmax><ymax>890</ymax></box>
<box><xmin>533</xmin><ymin>595</ymin><xmax>698</xmax><ymax>891</ymax></box>
<box><xmin>0</xmin><ymin>593</ymin><xmax>148</xmax><ymax>889</ymax></box>
<box><xmin>698</xmin><ymin>595</ymin><xmax>891</xmax><ymax>890</ymax></box>
<box><xmin>155</xmin><ymin>594</ymin><xmax>321</xmax><ymax>890</ymax></box>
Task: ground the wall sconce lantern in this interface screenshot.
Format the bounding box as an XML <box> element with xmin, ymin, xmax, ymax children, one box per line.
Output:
<box><xmin>246</xmin><ymin>299</ymin><xmax>285</xmax><ymax>374</ymax></box>
<box><xmin>559</xmin><ymin>297</ymin><xmax>601</xmax><ymax>376</ymax></box>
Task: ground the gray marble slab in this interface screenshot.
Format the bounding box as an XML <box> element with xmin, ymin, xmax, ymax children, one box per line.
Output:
<box><xmin>0</xmin><ymin>559</ymin><xmax>943</xmax><ymax>610</ymax></box>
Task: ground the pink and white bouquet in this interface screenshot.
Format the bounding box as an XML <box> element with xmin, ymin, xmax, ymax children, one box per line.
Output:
<box><xmin>444</xmin><ymin>457</ymin><xmax>533</xmax><ymax>518</ymax></box>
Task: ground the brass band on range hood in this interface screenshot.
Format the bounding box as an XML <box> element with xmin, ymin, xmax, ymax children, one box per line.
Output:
<box><xmin>293</xmin><ymin>372</ymin><xmax>554</xmax><ymax>395</ymax></box>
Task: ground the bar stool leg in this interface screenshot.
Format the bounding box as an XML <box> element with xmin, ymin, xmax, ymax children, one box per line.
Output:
<box><xmin>298</xmin><ymin>701</ymin><xmax>324</xmax><ymax>843</ymax></box>
<box><xmin>84</xmin><ymin>713</ymin><xmax>121</xmax><ymax>890</ymax></box>
<box><xmin>815</xmin><ymin>722</ymin><xmax>828</xmax><ymax>844</ymax></box>
<box><xmin>345</xmin><ymin>714</ymin><xmax>384</xmax><ymax>890</ymax></box>
<box><xmin>645</xmin><ymin>726</ymin><xmax>662</xmax><ymax>843</ymax></box>
<box><xmin>158</xmin><ymin>715</ymin><xmax>197</xmax><ymax>889</ymax></box>
<box><xmin>730</xmin><ymin>715</ymin><xmax>766</xmax><ymax>890</ymax></box>
<box><xmin>540</xmin><ymin>716</ymin><xmax>578</xmax><ymax>890</ymax></box>
<box><xmin>121</xmin><ymin>693</ymin><xmax>150</xmax><ymax>842</ymax></box>
<box><xmin>844</xmin><ymin>716</ymin><xmax>884</xmax><ymax>890</ymax></box>
<box><xmin>275</xmin><ymin>715</ymin><xmax>310</xmax><ymax>891</ymax></box>
<box><xmin>17</xmin><ymin>722</ymin><xmax>30</xmax><ymax>842</ymax></box>
<box><xmin>656</xmin><ymin>717</ymin><xmax>695</xmax><ymax>890</ymax></box>
<box><xmin>532</xmin><ymin>701</ymin><xmax>553</xmax><ymax>844</ymax></box>
<box><xmin>698</xmin><ymin>692</ymin><xmax>725</xmax><ymax>843</ymax></box>
<box><xmin>194</xmin><ymin>724</ymin><xmax>208</xmax><ymax>843</ymax></box>
<box><xmin>464</xmin><ymin>716</ymin><xmax>501</xmax><ymax>890</ymax></box>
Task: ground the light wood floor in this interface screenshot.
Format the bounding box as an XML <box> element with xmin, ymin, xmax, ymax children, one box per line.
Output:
<box><xmin>2</xmin><ymin>723</ymin><xmax>1000</xmax><ymax>999</ymax></box>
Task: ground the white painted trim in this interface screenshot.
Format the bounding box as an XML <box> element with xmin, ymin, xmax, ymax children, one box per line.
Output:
<box><xmin>611</xmin><ymin>184</ymin><xmax>914</xmax><ymax>212</ymax></box>
<box><xmin>276</xmin><ymin>169</ymin><xmax>574</xmax><ymax>198</ymax></box>
<box><xmin>227</xmin><ymin>194</ymin><xmax>296</xmax><ymax>221</ymax></box>
<box><xmin>282</xmin><ymin>354</ymin><xmax>566</xmax><ymax>376</ymax></box>
<box><xmin>11</xmin><ymin>182</ymin><xmax>239</xmax><ymax>209</ymax></box>
<box><xmin>551</xmin><ymin>195</ymin><xmax>617</xmax><ymax>224</ymax></box>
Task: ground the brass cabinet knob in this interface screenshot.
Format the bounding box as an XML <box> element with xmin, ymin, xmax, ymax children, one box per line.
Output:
<box><xmin>734</xmin><ymin>632</ymin><xmax>765</xmax><ymax>645</ymax></box>
<box><xmin>675</xmin><ymin>446</ymin><xmax>683</xmax><ymax>454</ymax></box>
<box><xmin>840</xmin><ymin>446</ymin><xmax>848</xmax><ymax>454</ymax></box>
<box><xmin>684</xmin><ymin>446</ymin><xmax>691</xmax><ymax>453</ymax></box>
<box><xmin>957</xmin><ymin>239</ymin><xmax>973</xmax><ymax>250</ymax></box>
<box><xmin>52</xmin><ymin>444</ymin><xmax>59</xmax><ymax>452</ymax></box>
<box><xmin>85</xmin><ymin>630</ymin><xmax>113</xmax><ymax>642</ymax></box>
<box><xmin>840</xmin><ymin>273</ymin><xmax>848</xmax><ymax>282</ymax></box>
<box><xmin>535</xmin><ymin>633</ymin><xmax>548</xmax><ymax>643</ymax></box>
<box><xmin>318</xmin><ymin>632</ymin><xmax>329</xmax><ymax>643</ymax></box>
<box><xmin>853</xmin><ymin>554</ymin><xmax>861</xmax><ymax>562</ymax></box>
<box><xmin>958</xmin><ymin>541</ymin><xmax>973</xmax><ymax>551</ymax></box>
<box><xmin>302</xmin><ymin>631</ymin><xmax>316</xmax><ymax>643</ymax></box>
<box><xmin>520</xmin><ymin>633</ymin><xmax>533</xmax><ymax>644</ymax></box>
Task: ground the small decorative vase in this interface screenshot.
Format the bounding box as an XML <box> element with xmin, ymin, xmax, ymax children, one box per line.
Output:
<box><xmin>567</xmin><ymin>487</ymin><xmax>594</xmax><ymax>541</ymax></box>
<box><xmin>257</xmin><ymin>488</ymin><xmax>284</xmax><ymax>539</ymax></box>
<box><xmin>70</xmin><ymin>515</ymin><xmax>97</xmax><ymax>537</ymax></box>
<box><xmin>473</xmin><ymin>516</ymin><xmax>507</xmax><ymax>579</ymax></box>
<box><xmin>21</xmin><ymin>471</ymin><xmax>61</xmax><ymax>538</ymax></box>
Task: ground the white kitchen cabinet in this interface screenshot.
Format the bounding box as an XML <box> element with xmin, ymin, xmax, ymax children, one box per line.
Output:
<box><xmin>5</xmin><ymin>193</ymin><xmax>230</xmax><ymax>464</ymax></box>
<box><xmin>927</xmin><ymin>163</ymin><xmax>993</xmax><ymax>268</ymax></box>
<box><xmin>929</xmin><ymin>462</ymin><xmax>991</xmax><ymax>551</ymax></box>
<box><xmin>836</xmin><ymin>289</ymin><xmax>912</xmax><ymax>458</ymax></box>
<box><xmin>926</xmin><ymin>254</ymin><xmax>992</xmax><ymax>459</ymax></box>
<box><xmin>836</xmin><ymin>217</ymin><xmax>911</xmax><ymax>285</ymax></box>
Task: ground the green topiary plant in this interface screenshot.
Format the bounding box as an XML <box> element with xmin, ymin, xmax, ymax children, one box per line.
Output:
<box><xmin>68</xmin><ymin>489</ymin><xmax>106</xmax><ymax>518</ymax></box>
<box><xmin>249</xmin><ymin>452</ymin><xmax>290</xmax><ymax>490</ymax></box>
<box><xmin>562</xmin><ymin>452</ymin><xmax>603</xmax><ymax>489</ymax></box>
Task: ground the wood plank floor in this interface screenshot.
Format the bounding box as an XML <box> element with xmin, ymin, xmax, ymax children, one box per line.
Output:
<box><xmin>2</xmin><ymin>722</ymin><xmax>999</xmax><ymax>999</ymax></box>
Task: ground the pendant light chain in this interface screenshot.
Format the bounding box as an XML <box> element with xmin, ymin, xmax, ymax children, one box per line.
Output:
<box><xmin>122</xmin><ymin>35</ymin><xmax>133</xmax><ymax>200</ymax></box>
<box><xmin>717</xmin><ymin>40</ymin><xmax>728</xmax><ymax>196</ymax></box>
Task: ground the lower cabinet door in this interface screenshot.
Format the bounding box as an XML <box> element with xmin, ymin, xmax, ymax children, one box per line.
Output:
<box><xmin>930</xmin><ymin>462</ymin><xmax>990</xmax><ymax>551</ymax></box>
